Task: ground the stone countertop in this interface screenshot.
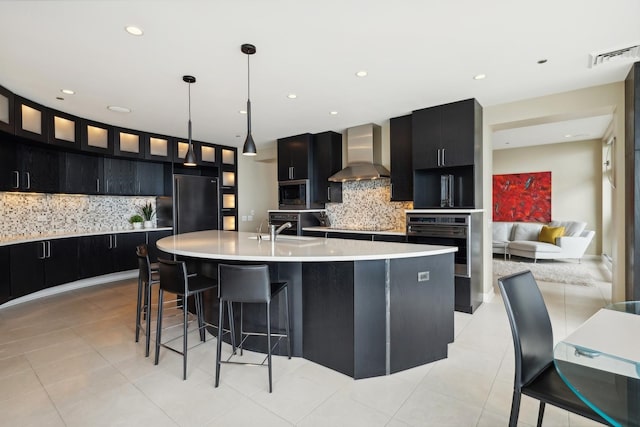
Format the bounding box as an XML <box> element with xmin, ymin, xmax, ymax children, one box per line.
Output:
<box><xmin>157</xmin><ymin>230</ymin><xmax>456</xmax><ymax>262</ymax></box>
<box><xmin>0</xmin><ymin>227</ymin><xmax>173</xmax><ymax>247</ymax></box>
<box><xmin>302</xmin><ymin>226</ymin><xmax>407</xmax><ymax>236</ymax></box>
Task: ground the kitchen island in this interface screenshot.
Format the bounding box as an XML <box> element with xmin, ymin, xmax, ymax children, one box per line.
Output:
<box><xmin>157</xmin><ymin>230</ymin><xmax>457</xmax><ymax>379</ymax></box>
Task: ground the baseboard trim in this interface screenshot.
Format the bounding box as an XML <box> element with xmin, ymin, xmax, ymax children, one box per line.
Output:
<box><xmin>0</xmin><ymin>270</ymin><xmax>137</xmax><ymax>310</ymax></box>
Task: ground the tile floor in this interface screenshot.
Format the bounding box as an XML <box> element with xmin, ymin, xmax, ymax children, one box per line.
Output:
<box><xmin>0</xmin><ymin>259</ymin><xmax>613</xmax><ymax>426</ymax></box>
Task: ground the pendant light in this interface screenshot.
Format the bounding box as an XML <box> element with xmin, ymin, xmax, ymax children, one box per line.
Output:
<box><xmin>183</xmin><ymin>75</ymin><xmax>197</xmax><ymax>166</ymax></box>
<box><xmin>241</xmin><ymin>43</ymin><xmax>257</xmax><ymax>156</ymax></box>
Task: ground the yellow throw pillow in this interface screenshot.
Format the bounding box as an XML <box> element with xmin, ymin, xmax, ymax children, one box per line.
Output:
<box><xmin>539</xmin><ymin>225</ymin><xmax>565</xmax><ymax>244</ymax></box>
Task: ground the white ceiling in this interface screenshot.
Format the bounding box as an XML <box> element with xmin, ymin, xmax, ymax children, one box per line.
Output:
<box><xmin>0</xmin><ymin>1</ymin><xmax>638</xmax><ymax>152</ymax></box>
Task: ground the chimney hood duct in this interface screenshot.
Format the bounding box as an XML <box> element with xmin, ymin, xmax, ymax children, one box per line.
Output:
<box><xmin>328</xmin><ymin>123</ymin><xmax>390</xmax><ymax>182</ymax></box>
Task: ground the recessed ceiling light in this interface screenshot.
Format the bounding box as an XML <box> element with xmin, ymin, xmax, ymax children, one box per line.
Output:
<box><xmin>287</xmin><ymin>94</ymin><xmax>297</xmax><ymax>99</ymax></box>
<box><xmin>107</xmin><ymin>105</ymin><xmax>131</xmax><ymax>113</ymax></box>
<box><xmin>239</xmin><ymin>110</ymin><xmax>247</xmax><ymax>115</ymax></box>
<box><xmin>61</xmin><ymin>89</ymin><xmax>75</xmax><ymax>95</ymax></box>
<box><xmin>330</xmin><ymin>111</ymin><xmax>338</xmax><ymax>115</ymax></box>
<box><xmin>537</xmin><ymin>59</ymin><xmax>548</xmax><ymax>64</ymax></box>
<box><xmin>473</xmin><ymin>74</ymin><xmax>486</xmax><ymax>80</ymax></box>
<box><xmin>125</xmin><ymin>26</ymin><xmax>144</xmax><ymax>36</ymax></box>
<box><xmin>355</xmin><ymin>70</ymin><xmax>368</xmax><ymax>77</ymax></box>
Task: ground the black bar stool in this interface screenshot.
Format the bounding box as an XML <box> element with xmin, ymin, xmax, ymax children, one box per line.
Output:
<box><xmin>215</xmin><ymin>264</ymin><xmax>291</xmax><ymax>393</ymax></box>
<box><xmin>154</xmin><ymin>258</ymin><xmax>232</xmax><ymax>380</ymax></box>
<box><xmin>135</xmin><ymin>244</ymin><xmax>160</xmax><ymax>357</ymax></box>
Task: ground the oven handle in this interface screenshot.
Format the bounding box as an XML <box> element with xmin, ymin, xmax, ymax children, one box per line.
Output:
<box><xmin>407</xmin><ymin>225</ymin><xmax>468</xmax><ymax>238</ymax></box>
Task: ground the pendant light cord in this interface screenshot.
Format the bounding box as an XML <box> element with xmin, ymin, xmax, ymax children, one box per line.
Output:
<box><xmin>246</xmin><ymin>53</ymin><xmax>252</xmax><ymax>134</ymax></box>
<box><xmin>188</xmin><ymin>82</ymin><xmax>192</xmax><ymax>141</ymax></box>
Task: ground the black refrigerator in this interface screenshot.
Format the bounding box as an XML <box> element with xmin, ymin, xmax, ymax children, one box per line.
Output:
<box><xmin>171</xmin><ymin>175</ymin><xmax>219</xmax><ymax>234</ymax></box>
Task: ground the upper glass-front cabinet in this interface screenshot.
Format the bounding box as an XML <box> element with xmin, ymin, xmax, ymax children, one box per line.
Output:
<box><xmin>144</xmin><ymin>133</ymin><xmax>174</xmax><ymax>162</ymax></box>
<box><xmin>222</xmin><ymin>148</ymin><xmax>236</xmax><ymax>165</ymax></box>
<box><xmin>199</xmin><ymin>142</ymin><xmax>217</xmax><ymax>166</ymax></box>
<box><xmin>80</xmin><ymin>118</ymin><xmax>114</xmax><ymax>155</ymax></box>
<box><xmin>0</xmin><ymin>85</ymin><xmax>15</xmax><ymax>134</ymax></box>
<box><xmin>15</xmin><ymin>96</ymin><xmax>48</xmax><ymax>142</ymax></box>
<box><xmin>48</xmin><ymin>110</ymin><xmax>81</xmax><ymax>148</ymax></box>
<box><xmin>113</xmin><ymin>127</ymin><xmax>144</xmax><ymax>159</ymax></box>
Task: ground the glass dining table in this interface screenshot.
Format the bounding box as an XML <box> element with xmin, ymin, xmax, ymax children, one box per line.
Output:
<box><xmin>554</xmin><ymin>302</ymin><xmax>640</xmax><ymax>427</ymax></box>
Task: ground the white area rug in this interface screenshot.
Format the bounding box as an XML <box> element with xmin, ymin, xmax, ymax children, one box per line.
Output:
<box><xmin>493</xmin><ymin>259</ymin><xmax>596</xmax><ymax>285</ymax></box>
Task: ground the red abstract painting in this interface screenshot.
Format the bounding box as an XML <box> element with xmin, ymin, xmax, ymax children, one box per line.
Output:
<box><xmin>493</xmin><ymin>171</ymin><xmax>551</xmax><ymax>222</ymax></box>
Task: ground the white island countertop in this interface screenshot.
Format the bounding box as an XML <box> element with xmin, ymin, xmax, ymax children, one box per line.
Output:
<box><xmin>157</xmin><ymin>230</ymin><xmax>457</xmax><ymax>262</ymax></box>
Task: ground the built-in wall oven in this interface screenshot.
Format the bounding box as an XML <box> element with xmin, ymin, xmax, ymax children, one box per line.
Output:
<box><xmin>406</xmin><ymin>213</ymin><xmax>470</xmax><ymax>278</ymax></box>
<box><xmin>268</xmin><ymin>211</ymin><xmax>322</xmax><ymax>236</ymax></box>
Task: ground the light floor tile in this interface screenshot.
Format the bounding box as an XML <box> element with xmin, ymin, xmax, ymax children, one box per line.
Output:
<box><xmin>297</xmin><ymin>389</ymin><xmax>391</xmax><ymax>427</ymax></box>
<box><xmin>0</xmin><ymin>259</ymin><xmax>613</xmax><ymax>427</ymax></box>
<box><xmin>0</xmin><ymin>387</ymin><xmax>65</xmax><ymax>427</ymax></box>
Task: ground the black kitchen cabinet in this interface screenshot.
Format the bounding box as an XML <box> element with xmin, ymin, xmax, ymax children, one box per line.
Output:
<box><xmin>78</xmin><ymin>232</ymin><xmax>146</xmax><ymax>279</ymax></box>
<box><xmin>312</xmin><ymin>131</ymin><xmax>343</xmax><ymax>204</ymax></box>
<box><xmin>112</xmin><ymin>232</ymin><xmax>145</xmax><ymax>271</ymax></box>
<box><xmin>44</xmin><ymin>238</ymin><xmax>79</xmax><ymax>288</ymax></box>
<box><xmin>48</xmin><ymin>110</ymin><xmax>81</xmax><ymax>150</ymax></box>
<box><xmin>0</xmin><ymin>84</ymin><xmax>15</xmax><ymax>134</ymax></box>
<box><xmin>9</xmin><ymin>242</ymin><xmax>43</xmax><ymax>297</ymax></box>
<box><xmin>147</xmin><ymin>229</ymin><xmax>173</xmax><ymax>261</ymax></box>
<box><xmin>1</xmin><ymin>142</ymin><xmax>62</xmax><ymax>193</ymax></box>
<box><xmin>277</xmin><ymin>133</ymin><xmax>313</xmax><ymax>181</ymax></box>
<box><xmin>14</xmin><ymin>96</ymin><xmax>48</xmax><ymax>143</ymax></box>
<box><xmin>412</xmin><ymin>98</ymin><xmax>480</xmax><ymax>169</ymax></box>
<box><xmin>0</xmin><ymin>246</ymin><xmax>11</xmax><ymax>304</ymax></box>
<box><xmin>9</xmin><ymin>238</ymin><xmax>78</xmax><ymax>297</ymax></box>
<box><xmin>80</xmin><ymin>119</ymin><xmax>114</xmax><ymax>155</ymax></box>
<box><xmin>0</xmin><ymin>138</ymin><xmax>18</xmax><ymax>191</ymax></box>
<box><xmin>78</xmin><ymin>235</ymin><xmax>112</xmax><ymax>279</ymax></box>
<box><xmin>103</xmin><ymin>157</ymin><xmax>136</xmax><ymax>195</ymax></box>
<box><xmin>136</xmin><ymin>161</ymin><xmax>164</xmax><ymax>196</ymax></box>
<box><xmin>19</xmin><ymin>144</ymin><xmax>62</xmax><ymax>193</ymax></box>
<box><xmin>63</xmin><ymin>151</ymin><xmax>103</xmax><ymax>194</ymax></box>
<box><xmin>389</xmin><ymin>114</ymin><xmax>413</xmax><ymax>201</ymax></box>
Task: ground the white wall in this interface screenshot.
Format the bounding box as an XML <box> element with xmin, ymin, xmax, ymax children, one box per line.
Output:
<box><xmin>492</xmin><ymin>139</ymin><xmax>602</xmax><ymax>255</ymax></box>
<box><xmin>236</xmin><ymin>140</ymin><xmax>278</xmax><ymax>232</ymax></box>
<box><xmin>483</xmin><ymin>82</ymin><xmax>626</xmax><ymax>302</ymax></box>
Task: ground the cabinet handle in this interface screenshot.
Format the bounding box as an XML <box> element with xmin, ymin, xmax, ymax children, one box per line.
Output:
<box><xmin>12</xmin><ymin>171</ymin><xmax>19</xmax><ymax>189</ymax></box>
<box><xmin>437</xmin><ymin>149</ymin><xmax>441</xmax><ymax>167</ymax></box>
<box><xmin>38</xmin><ymin>241</ymin><xmax>46</xmax><ymax>259</ymax></box>
<box><xmin>441</xmin><ymin>148</ymin><xmax>446</xmax><ymax>166</ymax></box>
<box><xmin>108</xmin><ymin>235</ymin><xmax>112</xmax><ymax>249</ymax></box>
<box><xmin>96</xmin><ymin>178</ymin><xmax>100</xmax><ymax>193</ymax></box>
<box><xmin>46</xmin><ymin>241</ymin><xmax>51</xmax><ymax>258</ymax></box>
<box><xmin>113</xmin><ymin>234</ymin><xmax>117</xmax><ymax>248</ymax></box>
<box><xmin>390</xmin><ymin>183</ymin><xmax>394</xmax><ymax>199</ymax></box>
<box><xmin>25</xmin><ymin>172</ymin><xmax>31</xmax><ymax>189</ymax></box>
<box><xmin>289</xmin><ymin>166</ymin><xmax>294</xmax><ymax>180</ymax></box>
<box><xmin>106</xmin><ymin>180</ymin><xmax>109</xmax><ymax>193</ymax></box>
<box><xmin>327</xmin><ymin>187</ymin><xmax>331</xmax><ymax>201</ymax></box>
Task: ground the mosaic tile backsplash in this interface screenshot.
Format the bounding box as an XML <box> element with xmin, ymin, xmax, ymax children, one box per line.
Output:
<box><xmin>0</xmin><ymin>192</ymin><xmax>157</xmax><ymax>238</ymax></box>
<box><xmin>325</xmin><ymin>179</ymin><xmax>412</xmax><ymax>230</ymax></box>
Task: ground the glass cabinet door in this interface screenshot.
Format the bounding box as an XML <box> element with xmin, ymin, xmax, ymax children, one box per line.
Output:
<box><xmin>0</xmin><ymin>85</ymin><xmax>15</xmax><ymax>134</ymax></box>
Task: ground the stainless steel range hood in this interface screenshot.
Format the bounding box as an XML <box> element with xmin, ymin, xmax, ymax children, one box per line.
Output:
<box><xmin>328</xmin><ymin>123</ymin><xmax>390</xmax><ymax>182</ymax></box>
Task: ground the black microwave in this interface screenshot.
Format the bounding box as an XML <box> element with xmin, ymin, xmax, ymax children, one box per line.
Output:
<box><xmin>278</xmin><ymin>179</ymin><xmax>310</xmax><ymax>209</ymax></box>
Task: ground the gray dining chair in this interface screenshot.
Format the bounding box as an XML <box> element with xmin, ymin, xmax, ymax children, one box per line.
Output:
<box><xmin>498</xmin><ymin>270</ymin><xmax>607</xmax><ymax>426</ymax></box>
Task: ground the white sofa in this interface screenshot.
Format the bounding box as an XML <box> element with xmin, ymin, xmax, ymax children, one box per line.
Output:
<box><xmin>492</xmin><ymin>220</ymin><xmax>595</xmax><ymax>262</ymax></box>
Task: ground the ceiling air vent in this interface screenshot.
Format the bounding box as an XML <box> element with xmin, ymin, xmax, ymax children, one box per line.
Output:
<box><xmin>589</xmin><ymin>45</ymin><xmax>640</xmax><ymax>68</ymax></box>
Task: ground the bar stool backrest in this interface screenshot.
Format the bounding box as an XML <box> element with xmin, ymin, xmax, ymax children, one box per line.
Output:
<box><xmin>158</xmin><ymin>258</ymin><xmax>188</xmax><ymax>295</ymax></box>
<box><xmin>136</xmin><ymin>244</ymin><xmax>152</xmax><ymax>284</ymax></box>
<box><xmin>218</xmin><ymin>264</ymin><xmax>271</xmax><ymax>303</ymax></box>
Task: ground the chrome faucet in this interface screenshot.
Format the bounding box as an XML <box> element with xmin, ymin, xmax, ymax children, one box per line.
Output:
<box><xmin>269</xmin><ymin>222</ymin><xmax>292</xmax><ymax>241</ymax></box>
